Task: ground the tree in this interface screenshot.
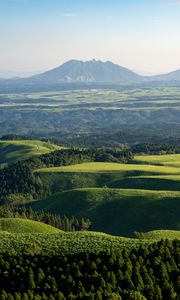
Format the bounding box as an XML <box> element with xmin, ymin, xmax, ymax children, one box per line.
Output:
<box><xmin>28</xmin><ymin>268</ymin><xmax>36</xmax><ymax>290</ymax></box>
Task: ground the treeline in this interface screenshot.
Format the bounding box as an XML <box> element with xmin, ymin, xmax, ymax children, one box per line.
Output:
<box><xmin>38</xmin><ymin>148</ymin><xmax>134</xmax><ymax>168</ymax></box>
<box><xmin>0</xmin><ymin>206</ymin><xmax>91</xmax><ymax>231</ymax></box>
<box><xmin>131</xmin><ymin>143</ymin><xmax>180</xmax><ymax>155</ymax></box>
<box><xmin>0</xmin><ymin>239</ymin><xmax>179</xmax><ymax>299</ymax></box>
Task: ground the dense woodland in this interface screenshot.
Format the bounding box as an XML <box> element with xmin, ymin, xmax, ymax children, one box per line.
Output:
<box><xmin>39</xmin><ymin>148</ymin><xmax>134</xmax><ymax>167</ymax></box>
<box><xmin>0</xmin><ymin>239</ymin><xmax>179</xmax><ymax>300</ymax></box>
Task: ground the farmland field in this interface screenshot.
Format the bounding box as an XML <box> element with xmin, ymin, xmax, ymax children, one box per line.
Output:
<box><xmin>1</xmin><ymin>87</ymin><xmax>180</xmax><ymax>138</ymax></box>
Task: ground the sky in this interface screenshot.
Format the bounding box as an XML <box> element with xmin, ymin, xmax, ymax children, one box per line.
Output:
<box><xmin>0</xmin><ymin>0</ymin><xmax>180</xmax><ymax>75</ymax></box>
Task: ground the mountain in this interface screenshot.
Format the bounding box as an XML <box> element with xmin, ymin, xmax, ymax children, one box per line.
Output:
<box><xmin>32</xmin><ymin>59</ymin><xmax>141</xmax><ymax>83</ymax></box>
<box><xmin>150</xmin><ymin>69</ymin><xmax>180</xmax><ymax>82</ymax></box>
<box><xmin>0</xmin><ymin>60</ymin><xmax>180</xmax><ymax>92</ymax></box>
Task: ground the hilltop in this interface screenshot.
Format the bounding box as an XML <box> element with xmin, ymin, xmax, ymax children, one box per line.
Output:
<box><xmin>0</xmin><ymin>139</ymin><xmax>63</xmax><ymax>165</ymax></box>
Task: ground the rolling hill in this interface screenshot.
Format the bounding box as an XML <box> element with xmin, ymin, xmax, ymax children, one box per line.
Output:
<box><xmin>30</xmin><ymin>188</ymin><xmax>180</xmax><ymax>236</ymax></box>
<box><xmin>0</xmin><ymin>139</ymin><xmax>63</xmax><ymax>164</ymax></box>
<box><xmin>0</xmin><ymin>218</ymin><xmax>61</xmax><ymax>234</ymax></box>
<box><xmin>135</xmin><ymin>229</ymin><xmax>180</xmax><ymax>240</ymax></box>
<box><xmin>36</xmin><ymin>161</ymin><xmax>180</xmax><ymax>175</ymax></box>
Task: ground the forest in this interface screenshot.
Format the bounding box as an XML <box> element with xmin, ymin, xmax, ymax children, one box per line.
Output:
<box><xmin>0</xmin><ymin>239</ymin><xmax>179</xmax><ymax>300</ymax></box>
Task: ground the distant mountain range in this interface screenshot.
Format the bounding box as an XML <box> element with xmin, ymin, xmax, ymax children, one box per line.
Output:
<box><xmin>0</xmin><ymin>59</ymin><xmax>180</xmax><ymax>91</ymax></box>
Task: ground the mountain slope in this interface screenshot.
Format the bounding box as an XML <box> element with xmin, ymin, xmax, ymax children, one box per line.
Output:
<box><xmin>151</xmin><ymin>69</ymin><xmax>180</xmax><ymax>82</ymax></box>
<box><xmin>32</xmin><ymin>59</ymin><xmax>141</xmax><ymax>83</ymax></box>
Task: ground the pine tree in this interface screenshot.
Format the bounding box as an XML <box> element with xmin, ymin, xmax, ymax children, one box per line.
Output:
<box><xmin>28</xmin><ymin>268</ymin><xmax>36</xmax><ymax>290</ymax></box>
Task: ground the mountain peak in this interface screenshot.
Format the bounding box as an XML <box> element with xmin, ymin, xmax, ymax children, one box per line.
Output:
<box><xmin>35</xmin><ymin>59</ymin><xmax>141</xmax><ymax>83</ymax></box>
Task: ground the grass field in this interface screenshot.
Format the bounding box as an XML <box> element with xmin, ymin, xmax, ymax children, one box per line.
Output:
<box><xmin>0</xmin><ymin>218</ymin><xmax>62</xmax><ymax>234</ymax></box>
<box><xmin>0</xmin><ymin>140</ymin><xmax>63</xmax><ymax>164</ymax></box>
<box><xmin>30</xmin><ymin>188</ymin><xmax>180</xmax><ymax>236</ymax></box>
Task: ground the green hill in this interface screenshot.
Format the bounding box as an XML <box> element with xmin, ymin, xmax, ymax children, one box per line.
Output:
<box><xmin>37</xmin><ymin>171</ymin><xmax>180</xmax><ymax>194</ymax></box>
<box><xmin>134</xmin><ymin>154</ymin><xmax>180</xmax><ymax>167</ymax></box>
<box><xmin>0</xmin><ymin>231</ymin><xmax>148</xmax><ymax>255</ymax></box>
<box><xmin>37</xmin><ymin>161</ymin><xmax>180</xmax><ymax>194</ymax></box>
<box><xmin>37</xmin><ymin>161</ymin><xmax>180</xmax><ymax>175</ymax></box>
<box><xmin>0</xmin><ymin>139</ymin><xmax>63</xmax><ymax>165</ymax></box>
<box><xmin>108</xmin><ymin>175</ymin><xmax>180</xmax><ymax>191</ymax></box>
<box><xmin>0</xmin><ymin>228</ymin><xmax>179</xmax><ymax>255</ymax></box>
<box><xmin>0</xmin><ymin>218</ymin><xmax>62</xmax><ymax>234</ymax></box>
<box><xmin>134</xmin><ymin>230</ymin><xmax>180</xmax><ymax>240</ymax></box>
<box><xmin>30</xmin><ymin>188</ymin><xmax>180</xmax><ymax>236</ymax></box>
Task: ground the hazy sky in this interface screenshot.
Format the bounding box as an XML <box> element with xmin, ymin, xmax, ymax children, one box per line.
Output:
<box><xmin>0</xmin><ymin>0</ymin><xmax>180</xmax><ymax>74</ymax></box>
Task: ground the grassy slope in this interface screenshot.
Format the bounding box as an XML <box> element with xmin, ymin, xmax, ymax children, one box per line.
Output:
<box><xmin>137</xmin><ymin>230</ymin><xmax>180</xmax><ymax>240</ymax></box>
<box><xmin>0</xmin><ymin>140</ymin><xmax>63</xmax><ymax>164</ymax></box>
<box><xmin>134</xmin><ymin>154</ymin><xmax>180</xmax><ymax>167</ymax></box>
<box><xmin>37</xmin><ymin>171</ymin><xmax>180</xmax><ymax>194</ymax></box>
<box><xmin>108</xmin><ymin>175</ymin><xmax>180</xmax><ymax>191</ymax></box>
<box><xmin>30</xmin><ymin>188</ymin><xmax>180</xmax><ymax>236</ymax></box>
<box><xmin>0</xmin><ymin>218</ymin><xmax>62</xmax><ymax>234</ymax></box>
<box><xmin>37</xmin><ymin>161</ymin><xmax>180</xmax><ymax>175</ymax></box>
<box><xmin>37</xmin><ymin>161</ymin><xmax>180</xmax><ymax>193</ymax></box>
<box><xmin>35</xmin><ymin>158</ymin><xmax>180</xmax><ymax>236</ymax></box>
